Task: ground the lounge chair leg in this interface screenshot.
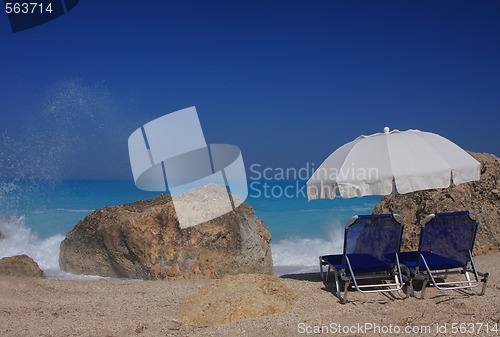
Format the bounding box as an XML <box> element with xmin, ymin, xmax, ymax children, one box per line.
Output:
<box><xmin>465</xmin><ymin>271</ymin><xmax>473</xmax><ymax>288</ymax></box>
<box><xmin>480</xmin><ymin>273</ymin><xmax>489</xmax><ymax>296</ymax></box>
<box><xmin>319</xmin><ymin>258</ymin><xmax>325</xmax><ymax>284</ymax></box>
<box><xmin>334</xmin><ymin>279</ymin><xmax>341</xmax><ymax>301</ymax></box>
<box><xmin>341</xmin><ymin>280</ymin><xmax>349</xmax><ymax>304</ymax></box>
<box><xmin>420</xmin><ymin>278</ymin><xmax>428</xmax><ymax>299</ymax></box>
<box><xmin>399</xmin><ymin>264</ymin><xmax>410</xmax><ymax>298</ymax></box>
<box><xmin>409</xmin><ymin>279</ymin><xmax>415</xmax><ymax>298</ymax></box>
<box><xmin>403</xmin><ymin>281</ymin><xmax>410</xmax><ymax>298</ymax></box>
<box><xmin>396</xmin><ymin>275</ymin><xmax>408</xmax><ymax>298</ymax></box>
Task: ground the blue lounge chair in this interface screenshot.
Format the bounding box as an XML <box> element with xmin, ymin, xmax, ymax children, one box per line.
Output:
<box><xmin>319</xmin><ymin>214</ymin><xmax>406</xmax><ymax>304</ymax></box>
<box><xmin>399</xmin><ymin>211</ymin><xmax>489</xmax><ymax>298</ymax></box>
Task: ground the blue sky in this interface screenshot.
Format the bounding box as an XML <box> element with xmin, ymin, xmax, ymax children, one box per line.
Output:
<box><xmin>0</xmin><ymin>1</ymin><xmax>499</xmax><ymax>180</ymax></box>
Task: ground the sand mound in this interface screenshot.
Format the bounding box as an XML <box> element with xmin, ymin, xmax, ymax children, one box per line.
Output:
<box><xmin>177</xmin><ymin>273</ymin><xmax>297</xmax><ymax>325</ymax></box>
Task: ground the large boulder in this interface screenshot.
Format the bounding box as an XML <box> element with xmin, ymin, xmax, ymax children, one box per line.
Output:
<box><xmin>0</xmin><ymin>254</ymin><xmax>47</xmax><ymax>278</ymax></box>
<box><xmin>177</xmin><ymin>274</ymin><xmax>297</xmax><ymax>325</ymax></box>
<box><xmin>59</xmin><ymin>185</ymin><xmax>273</xmax><ymax>280</ymax></box>
<box><xmin>373</xmin><ymin>151</ymin><xmax>500</xmax><ymax>255</ymax></box>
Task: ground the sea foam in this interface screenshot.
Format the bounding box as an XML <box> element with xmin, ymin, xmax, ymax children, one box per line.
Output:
<box><xmin>0</xmin><ymin>217</ymin><xmax>64</xmax><ymax>274</ymax></box>
<box><xmin>271</xmin><ymin>223</ymin><xmax>344</xmax><ymax>275</ymax></box>
<box><xmin>0</xmin><ymin>215</ymin><xmax>63</xmax><ymax>275</ymax></box>
<box><xmin>0</xmin><ymin>215</ymin><xmax>116</xmax><ymax>279</ymax></box>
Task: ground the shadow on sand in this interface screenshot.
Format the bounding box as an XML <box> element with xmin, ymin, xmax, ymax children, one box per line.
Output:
<box><xmin>278</xmin><ymin>272</ymin><xmax>322</xmax><ymax>282</ymax></box>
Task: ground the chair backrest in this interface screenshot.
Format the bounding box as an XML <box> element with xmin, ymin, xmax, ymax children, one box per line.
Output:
<box><xmin>417</xmin><ymin>211</ymin><xmax>478</xmax><ymax>270</ymax></box>
<box><xmin>342</xmin><ymin>214</ymin><xmax>403</xmax><ymax>273</ymax></box>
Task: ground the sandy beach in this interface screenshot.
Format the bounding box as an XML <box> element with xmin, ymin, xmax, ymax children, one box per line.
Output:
<box><xmin>1</xmin><ymin>253</ymin><xmax>498</xmax><ymax>337</ymax></box>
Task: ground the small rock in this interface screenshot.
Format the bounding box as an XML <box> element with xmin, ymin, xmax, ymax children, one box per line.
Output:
<box><xmin>0</xmin><ymin>254</ymin><xmax>47</xmax><ymax>278</ymax></box>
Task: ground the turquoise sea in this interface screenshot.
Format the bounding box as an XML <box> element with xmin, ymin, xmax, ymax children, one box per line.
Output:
<box><xmin>0</xmin><ymin>179</ymin><xmax>381</xmax><ymax>278</ymax></box>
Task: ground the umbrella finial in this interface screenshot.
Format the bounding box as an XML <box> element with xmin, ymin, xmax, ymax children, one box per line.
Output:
<box><xmin>384</xmin><ymin>126</ymin><xmax>390</xmax><ymax>134</ymax></box>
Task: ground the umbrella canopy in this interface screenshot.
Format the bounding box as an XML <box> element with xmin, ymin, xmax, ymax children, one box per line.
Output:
<box><xmin>307</xmin><ymin>127</ymin><xmax>480</xmax><ymax>200</ymax></box>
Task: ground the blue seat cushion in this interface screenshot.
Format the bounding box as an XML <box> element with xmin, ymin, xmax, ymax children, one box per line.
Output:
<box><xmin>321</xmin><ymin>253</ymin><xmax>394</xmax><ymax>274</ymax></box>
<box><xmin>400</xmin><ymin>251</ymin><xmax>464</xmax><ymax>270</ymax></box>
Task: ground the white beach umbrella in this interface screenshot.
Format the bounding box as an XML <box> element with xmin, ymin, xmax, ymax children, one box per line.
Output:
<box><xmin>307</xmin><ymin>127</ymin><xmax>480</xmax><ymax>200</ymax></box>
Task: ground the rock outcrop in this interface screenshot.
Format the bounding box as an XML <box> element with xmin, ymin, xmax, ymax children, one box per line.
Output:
<box><xmin>373</xmin><ymin>152</ymin><xmax>500</xmax><ymax>255</ymax></box>
<box><xmin>177</xmin><ymin>274</ymin><xmax>297</xmax><ymax>325</ymax></box>
<box><xmin>0</xmin><ymin>255</ymin><xmax>47</xmax><ymax>278</ymax></box>
<box><xmin>59</xmin><ymin>184</ymin><xmax>273</xmax><ymax>280</ymax></box>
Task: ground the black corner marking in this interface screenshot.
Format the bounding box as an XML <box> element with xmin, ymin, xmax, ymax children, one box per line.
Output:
<box><xmin>63</xmin><ymin>0</ymin><xmax>78</xmax><ymax>12</ymax></box>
